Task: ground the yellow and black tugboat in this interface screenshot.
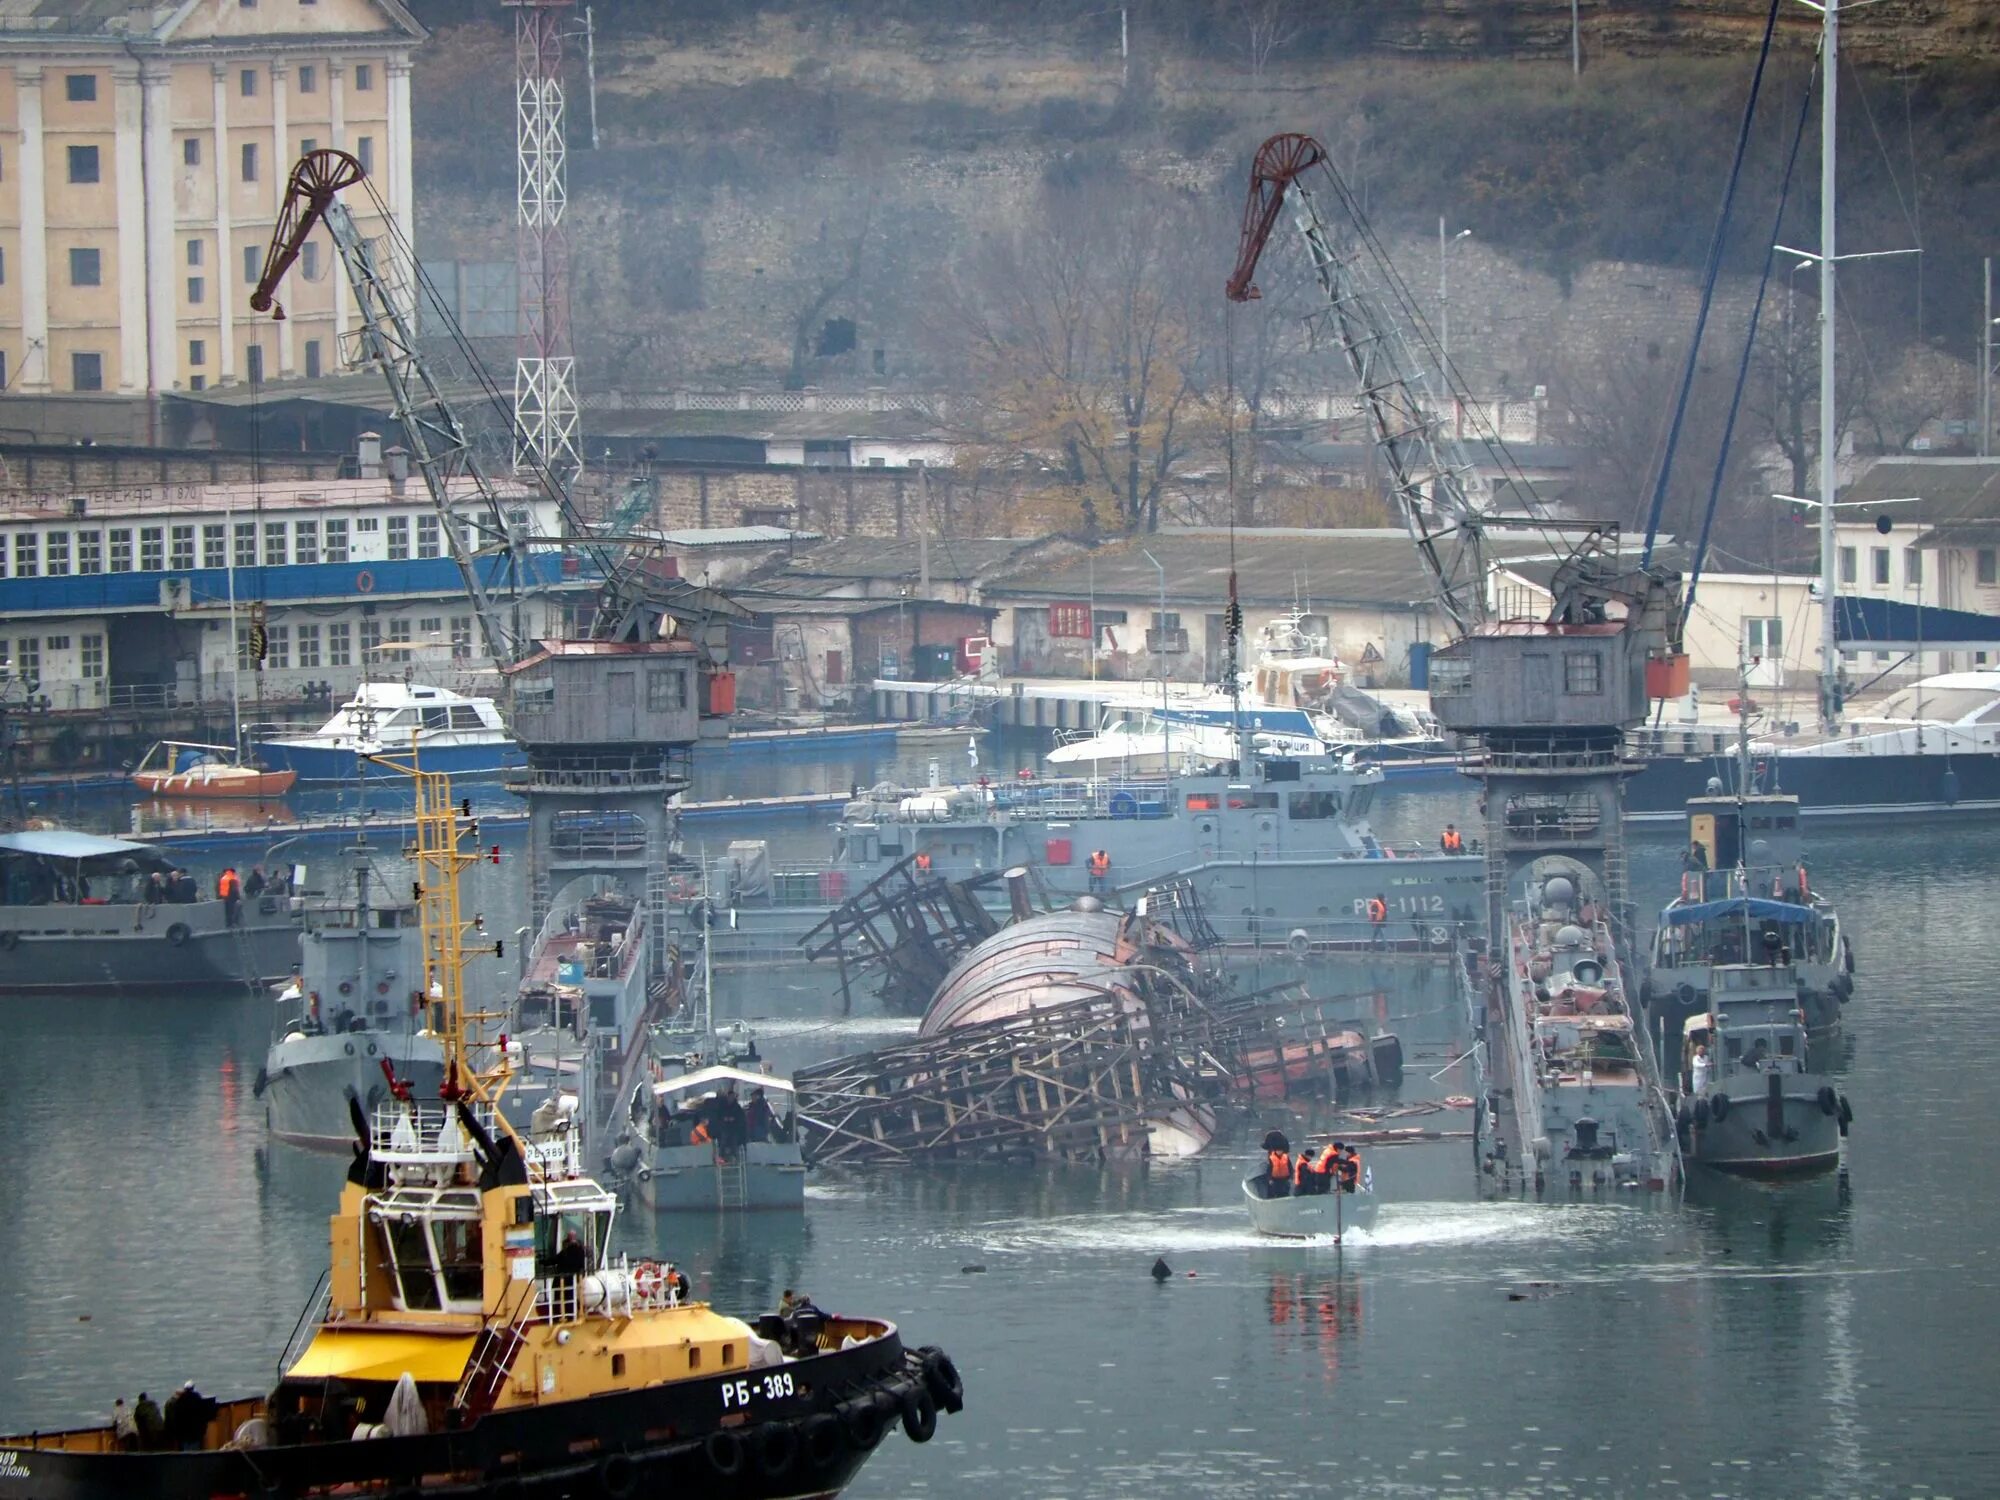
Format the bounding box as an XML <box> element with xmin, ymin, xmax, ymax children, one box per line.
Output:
<box><xmin>0</xmin><ymin>763</ymin><xmax>962</xmax><ymax>1499</ymax></box>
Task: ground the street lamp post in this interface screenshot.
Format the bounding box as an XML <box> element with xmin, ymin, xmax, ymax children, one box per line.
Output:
<box><xmin>1141</xmin><ymin>547</ymin><xmax>1170</xmax><ymax>767</ymax></box>
<box><xmin>1438</xmin><ymin>218</ymin><xmax>1472</xmax><ymax>369</ymax></box>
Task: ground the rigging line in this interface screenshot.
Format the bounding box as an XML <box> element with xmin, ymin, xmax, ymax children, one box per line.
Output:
<box><xmin>1687</xmin><ymin>52</ymin><xmax>1819</xmax><ymax>611</ymax></box>
<box><xmin>1640</xmin><ymin>0</ymin><xmax>1784</xmax><ymax>568</ymax></box>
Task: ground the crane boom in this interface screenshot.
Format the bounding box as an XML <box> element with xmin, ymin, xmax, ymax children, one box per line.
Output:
<box><xmin>1227</xmin><ymin>133</ymin><xmax>1492</xmax><ymax>637</ymax></box>
<box><xmin>253</xmin><ymin>150</ymin><xmax>530</xmax><ymax>667</ymax></box>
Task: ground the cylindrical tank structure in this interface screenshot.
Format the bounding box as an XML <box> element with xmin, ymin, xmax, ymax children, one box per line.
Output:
<box><xmin>921</xmin><ymin>909</ymin><xmax>1162</xmax><ymax>1037</ymax></box>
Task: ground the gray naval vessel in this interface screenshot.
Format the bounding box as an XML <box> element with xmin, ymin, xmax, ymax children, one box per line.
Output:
<box><xmin>700</xmin><ymin>746</ymin><xmax>1484</xmax><ymax>955</ymax></box>
<box><xmin>0</xmin><ymin>829</ymin><xmax>298</xmax><ymax>993</ymax></box>
<box><xmin>1671</xmin><ymin>959</ymin><xmax>1850</xmax><ymax>1175</ymax></box>
<box><xmin>258</xmin><ymin>838</ymin><xmax>444</xmax><ymax>1150</ymax></box>
<box><xmin>1645</xmin><ymin>787</ymin><xmax>1853</xmax><ymax>1061</ymax></box>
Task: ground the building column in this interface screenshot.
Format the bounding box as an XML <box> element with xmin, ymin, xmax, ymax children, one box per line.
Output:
<box><xmin>14</xmin><ymin>65</ymin><xmax>49</xmax><ymax>392</ymax></box>
<box><xmin>270</xmin><ymin>56</ymin><xmax>293</xmax><ymax>376</ymax></box>
<box><xmin>139</xmin><ymin>60</ymin><xmax>176</xmax><ymax>393</ymax></box>
<box><xmin>327</xmin><ymin>55</ymin><xmax>348</xmax><ymax>359</ymax></box>
<box><xmin>111</xmin><ymin>61</ymin><xmax>148</xmax><ymax>392</ymax></box>
<box><xmin>386</xmin><ymin>54</ymin><xmax>416</xmax><ymax>336</ymax></box>
<box><xmin>211</xmin><ymin>64</ymin><xmax>235</xmax><ymax>384</ymax></box>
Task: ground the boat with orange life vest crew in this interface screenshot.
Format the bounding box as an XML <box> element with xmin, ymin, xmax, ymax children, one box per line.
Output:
<box><xmin>1242</xmin><ymin>1130</ymin><xmax>1378</xmax><ymax>1241</ymax></box>
<box><xmin>0</xmin><ymin>758</ymin><xmax>963</xmax><ymax>1500</ymax></box>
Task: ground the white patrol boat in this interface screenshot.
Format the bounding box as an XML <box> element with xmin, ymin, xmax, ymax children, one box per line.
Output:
<box><xmin>255</xmin><ymin>681</ymin><xmax>522</xmax><ymax>782</ymax></box>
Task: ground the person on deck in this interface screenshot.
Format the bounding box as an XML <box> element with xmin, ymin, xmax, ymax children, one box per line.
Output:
<box><xmin>244</xmin><ymin>865</ymin><xmax>266</xmax><ymax>898</ymax></box>
<box><xmin>133</xmin><ymin>1392</ymin><xmax>163</xmax><ymax>1451</ymax></box>
<box><xmin>745</xmin><ymin>1088</ymin><xmax>776</xmax><ymax>1143</ymax></box>
<box><xmin>1337</xmin><ymin>1145</ymin><xmax>1361</xmax><ymax>1194</ymax></box>
<box><xmin>112</xmin><ymin>1399</ymin><xmax>136</xmax><ymax>1452</ymax></box>
<box><xmin>1367</xmin><ymin>894</ymin><xmax>1389</xmax><ymax>949</ymax></box>
<box><xmin>1690</xmin><ymin>1043</ymin><xmax>1712</xmax><ymax>1096</ymax></box>
<box><xmin>1440</xmin><ymin>824</ymin><xmax>1464</xmax><ymax>853</ymax></box>
<box><xmin>555</xmin><ymin>1230</ymin><xmax>588</xmax><ymax>1278</ymax></box>
<box><xmin>217</xmin><ymin>867</ymin><xmax>241</xmax><ymax>926</ymax></box>
<box><xmin>1263</xmin><ymin>1130</ymin><xmax>1294</xmax><ymax>1198</ymax></box>
<box><xmin>1088</xmin><ymin>849</ymin><xmax>1111</xmax><ymax>893</ymax></box>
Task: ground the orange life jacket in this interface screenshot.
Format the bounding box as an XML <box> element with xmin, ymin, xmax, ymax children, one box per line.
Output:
<box><xmin>1294</xmin><ymin>1152</ymin><xmax>1316</xmax><ymax>1184</ymax></box>
<box><xmin>1337</xmin><ymin>1152</ymin><xmax>1360</xmax><ymax>1185</ymax></box>
<box><xmin>1088</xmin><ymin>851</ymin><xmax>1110</xmax><ymax>876</ymax></box>
<box><xmin>1315</xmin><ymin>1145</ymin><xmax>1341</xmax><ymax>1173</ymax></box>
<box><xmin>914</xmin><ymin>853</ymin><xmax>932</xmax><ymax>873</ymax></box>
<box><xmin>1441</xmin><ymin>830</ymin><xmax>1463</xmax><ymax>852</ymax></box>
<box><xmin>218</xmin><ymin>870</ymin><xmax>239</xmax><ymax>899</ymax></box>
<box><xmin>690</xmin><ymin>1121</ymin><xmax>712</xmax><ymax>1145</ymax></box>
<box><xmin>1267</xmin><ymin>1148</ymin><xmax>1292</xmax><ymax>1180</ymax></box>
<box><xmin>1367</xmin><ymin>898</ymin><xmax>1387</xmax><ymax>923</ymax></box>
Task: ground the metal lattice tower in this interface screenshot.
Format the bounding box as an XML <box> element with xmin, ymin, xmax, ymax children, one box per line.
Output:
<box><xmin>510</xmin><ymin>0</ymin><xmax>581</xmax><ymax>480</ymax></box>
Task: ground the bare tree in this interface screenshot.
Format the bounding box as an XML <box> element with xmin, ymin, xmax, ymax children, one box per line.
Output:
<box><xmin>1231</xmin><ymin>0</ymin><xmax>1300</xmax><ymax>84</ymax></box>
<box><xmin>927</xmin><ymin>177</ymin><xmax>1217</xmax><ymax>535</ymax></box>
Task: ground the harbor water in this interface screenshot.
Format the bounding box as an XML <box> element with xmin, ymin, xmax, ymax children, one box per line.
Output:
<box><xmin>4</xmin><ymin>778</ymin><xmax>1997</xmax><ymax>1496</ymax></box>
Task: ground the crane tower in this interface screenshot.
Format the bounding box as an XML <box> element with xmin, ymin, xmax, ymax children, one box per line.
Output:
<box><xmin>510</xmin><ymin>0</ymin><xmax>581</xmax><ymax>480</ymax></box>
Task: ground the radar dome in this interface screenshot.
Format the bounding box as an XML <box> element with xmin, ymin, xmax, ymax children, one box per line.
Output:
<box><xmin>1541</xmin><ymin>875</ymin><xmax>1576</xmax><ymax>909</ymax></box>
<box><xmin>1554</xmin><ymin>923</ymin><xmax>1588</xmax><ymax>949</ymax></box>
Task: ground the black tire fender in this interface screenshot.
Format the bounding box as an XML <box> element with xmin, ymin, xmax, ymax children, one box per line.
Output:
<box><xmin>1838</xmin><ymin>1095</ymin><xmax>1854</xmax><ymax>1126</ymax></box>
<box><xmin>841</xmin><ymin>1396</ymin><xmax>886</xmax><ymax>1450</ymax></box>
<box><xmin>801</xmin><ymin>1413</ymin><xmax>843</xmax><ymax>1468</ymax></box>
<box><xmin>598</xmin><ymin>1452</ymin><xmax>639</xmax><ymax>1500</ymax></box>
<box><xmin>1817</xmin><ymin>1085</ymin><xmax>1839</xmax><ymax>1116</ymax></box>
<box><xmin>704</xmin><ymin>1427</ymin><xmax>745</xmax><ymax>1478</ymax></box>
<box><xmin>166</xmin><ymin>922</ymin><xmax>192</xmax><ymax>947</ymax></box>
<box><xmin>919</xmin><ymin>1347</ymin><xmax>965</xmax><ymax>1415</ymax></box>
<box><xmin>1692</xmin><ymin>1097</ymin><xmax>1711</xmax><ymax>1128</ymax></box>
<box><xmin>344</xmin><ymin>1041</ymin><xmax>356</xmax><ymax>1057</ymax></box>
<box><xmin>755</xmin><ymin>1419</ymin><xmax>798</xmax><ymax>1479</ymax></box>
<box><xmin>901</xmin><ymin>1388</ymin><xmax>938</xmax><ymax>1444</ymax></box>
<box><xmin>1708</xmin><ymin>1091</ymin><xmax>1729</xmax><ymax>1123</ymax></box>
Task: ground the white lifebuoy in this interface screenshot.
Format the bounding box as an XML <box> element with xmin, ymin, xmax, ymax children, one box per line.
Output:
<box><xmin>634</xmin><ymin>1260</ymin><xmax>664</xmax><ymax>1301</ymax></box>
<box><xmin>355</xmin><ymin>569</ymin><xmax>375</xmax><ymax>594</ymax></box>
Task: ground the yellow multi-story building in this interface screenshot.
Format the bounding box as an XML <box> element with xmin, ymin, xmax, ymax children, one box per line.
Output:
<box><xmin>0</xmin><ymin>0</ymin><xmax>424</xmax><ymax>397</ymax></box>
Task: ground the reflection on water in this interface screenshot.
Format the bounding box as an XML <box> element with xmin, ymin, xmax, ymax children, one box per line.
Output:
<box><xmin>3</xmin><ymin>797</ymin><xmax>1998</xmax><ymax>1497</ymax></box>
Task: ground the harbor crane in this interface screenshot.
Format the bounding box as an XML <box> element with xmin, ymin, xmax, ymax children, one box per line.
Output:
<box><xmin>1224</xmin><ymin>132</ymin><xmax>1683</xmax><ymax>647</ymax></box>
<box><xmin>250</xmin><ymin>149</ymin><xmax>743</xmax><ymax>671</ymax></box>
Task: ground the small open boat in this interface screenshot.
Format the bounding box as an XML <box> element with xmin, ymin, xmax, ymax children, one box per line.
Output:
<box><xmin>1242</xmin><ymin>1172</ymin><xmax>1379</xmax><ymax>1241</ymax></box>
<box><xmin>131</xmin><ymin>740</ymin><xmax>296</xmax><ymax>799</ymax></box>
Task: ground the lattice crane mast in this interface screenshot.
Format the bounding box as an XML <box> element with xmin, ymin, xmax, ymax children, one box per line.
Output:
<box><xmin>252</xmin><ymin>151</ymin><xmax>739</xmax><ymax>665</ymax></box>
<box><xmin>1227</xmin><ymin>133</ymin><xmax>1495</xmax><ymax>639</ymax></box>
<box><xmin>252</xmin><ymin>150</ymin><xmax>533</xmax><ymax>667</ymax></box>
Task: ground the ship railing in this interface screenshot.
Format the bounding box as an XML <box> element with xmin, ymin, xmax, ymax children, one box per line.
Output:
<box><xmin>1461</xmin><ymin>741</ymin><xmax>1634</xmax><ymax>773</ymax></box>
<box><xmin>274</xmin><ymin>1267</ymin><xmax>332</xmax><ymax>1380</ymax></box>
<box><xmin>369</xmin><ymin>1098</ymin><xmax>503</xmax><ymax>1161</ymax></box>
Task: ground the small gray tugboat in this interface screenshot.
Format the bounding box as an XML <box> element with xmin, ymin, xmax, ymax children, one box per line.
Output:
<box><xmin>0</xmin><ymin>763</ymin><xmax>962</xmax><ymax>1500</ymax></box>
<box><xmin>1673</xmin><ymin>959</ymin><xmax>1850</xmax><ymax>1176</ymax></box>
<box><xmin>258</xmin><ymin>837</ymin><xmax>444</xmax><ymax>1151</ymax></box>
<box><xmin>0</xmin><ymin>830</ymin><xmax>298</xmax><ymax>993</ymax></box>
<box><xmin>627</xmin><ymin>1065</ymin><xmax>808</xmax><ymax>1213</ymax></box>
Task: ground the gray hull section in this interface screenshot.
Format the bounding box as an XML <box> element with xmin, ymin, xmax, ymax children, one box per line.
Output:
<box><xmin>638</xmin><ymin>1142</ymin><xmax>807</xmax><ymax>1213</ymax></box>
<box><xmin>0</xmin><ymin>901</ymin><xmax>298</xmax><ymax>993</ymax></box>
<box><xmin>1242</xmin><ymin>1176</ymin><xmax>1378</xmax><ymax>1239</ymax></box>
<box><xmin>1688</xmin><ymin>1087</ymin><xmax>1843</xmax><ymax>1176</ymax></box>
<box><xmin>263</xmin><ymin>1033</ymin><xmax>446</xmax><ymax>1151</ymax></box>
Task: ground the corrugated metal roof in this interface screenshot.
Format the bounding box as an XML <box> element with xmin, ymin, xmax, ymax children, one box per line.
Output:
<box><xmin>777</xmin><ymin>538</ymin><xmax>1043</xmax><ymax>583</ymax></box>
<box><xmin>1840</xmin><ymin>457</ymin><xmax>2000</xmax><ymax>524</ymax></box>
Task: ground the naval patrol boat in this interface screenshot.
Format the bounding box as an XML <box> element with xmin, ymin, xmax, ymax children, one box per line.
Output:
<box><xmin>0</xmin><ymin>829</ymin><xmax>298</xmax><ymax>993</ymax></box>
<box><xmin>807</xmin><ymin>742</ymin><xmax>1481</xmax><ymax>941</ymax></box>
<box><xmin>0</xmin><ymin>761</ymin><xmax>962</xmax><ymax>1500</ymax></box>
<box><xmin>258</xmin><ymin>837</ymin><xmax>444</xmax><ymax>1151</ymax></box>
<box><xmin>1672</xmin><ymin>958</ymin><xmax>1850</xmax><ymax>1175</ymax></box>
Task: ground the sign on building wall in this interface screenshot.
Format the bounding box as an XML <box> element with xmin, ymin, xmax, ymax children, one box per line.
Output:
<box><xmin>1048</xmin><ymin>601</ymin><xmax>1092</xmax><ymax>639</ymax></box>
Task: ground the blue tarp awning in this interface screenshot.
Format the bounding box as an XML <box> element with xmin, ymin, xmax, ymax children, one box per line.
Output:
<box><xmin>1835</xmin><ymin>596</ymin><xmax>2000</xmax><ymax>650</ymax></box>
<box><xmin>1660</xmin><ymin>896</ymin><xmax>1816</xmax><ymax>926</ymax></box>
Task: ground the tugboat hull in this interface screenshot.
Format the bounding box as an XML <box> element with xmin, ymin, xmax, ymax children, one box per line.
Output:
<box><xmin>0</xmin><ymin>1329</ymin><xmax>952</xmax><ymax>1500</ymax></box>
<box><xmin>1687</xmin><ymin>1082</ymin><xmax>1844</xmax><ymax>1176</ymax></box>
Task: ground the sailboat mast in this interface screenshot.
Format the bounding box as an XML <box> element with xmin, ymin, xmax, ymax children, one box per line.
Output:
<box><xmin>1816</xmin><ymin>0</ymin><xmax>1841</xmax><ymax>732</ymax></box>
<box><xmin>227</xmin><ymin>493</ymin><xmax>243</xmax><ymax>757</ymax></box>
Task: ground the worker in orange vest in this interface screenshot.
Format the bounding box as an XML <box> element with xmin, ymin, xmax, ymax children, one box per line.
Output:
<box><xmin>1087</xmin><ymin>849</ymin><xmax>1110</xmax><ymax>893</ymax></box>
<box><xmin>914</xmin><ymin>852</ymin><xmax>933</xmax><ymax>875</ymax></box>
<box><xmin>1440</xmin><ymin>824</ymin><xmax>1464</xmax><ymax>853</ymax></box>
<box><xmin>217</xmin><ymin>866</ymin><xmax>241</xmax><ymax>926</ymax></box>
<box><xmin>1262</xmin><ymin>1130</ymin><xmax>1293</xmax><ymax>1197</ymax></box>
<box><xmin>1337</xmin><ymin>1145</ymin><xmax>1361</xmax><ymax>1193</ymax></box>
<box><xmin>1367</xmin><ymin>893</ymin><xmax>1388</xmax><ymax>949</ymax></box>
<box><xmin>1314</xmin><ymin>1141</ymin><xmax>1342</xmax><ymax>1180</ymax></box>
